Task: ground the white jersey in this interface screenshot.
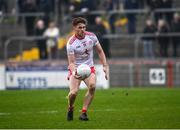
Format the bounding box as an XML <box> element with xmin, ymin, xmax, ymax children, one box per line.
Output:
<box><xmin>66</xmin><ymin>31</ymin><xmax>99</xmax><ymax>67</ymax></box>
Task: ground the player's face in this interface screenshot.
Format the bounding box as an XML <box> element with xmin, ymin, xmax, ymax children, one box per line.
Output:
<box><xmin>74</xmin><ymin>23</ymin><xmax>86</xmax><ymax>38</ymax></box>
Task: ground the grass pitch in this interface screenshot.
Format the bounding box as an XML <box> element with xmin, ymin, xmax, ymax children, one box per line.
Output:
<box><xmin>0</xmin><ymin>88</ymin><xmax>180</xmax><ymax>129</ymax></box>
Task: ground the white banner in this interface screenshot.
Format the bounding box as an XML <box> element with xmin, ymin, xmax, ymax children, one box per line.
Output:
<box><xmin>0</xmin><ymin>65</ymin><xmax>5</xmax><ymax>90</ymax></box>
<box><xmin>6</xmin><ymin>71</ymin><xmax>69</xmax><ymax>89</ymax></box>
<box><xmin>6</xmin><ymin>65</ymin><xmax>109</xmax><ymax>89</ymax></box>
<box><xmin>149</xmin><ymin>68</ymin><xmax>166</xmax><ymax>85</ymax></box>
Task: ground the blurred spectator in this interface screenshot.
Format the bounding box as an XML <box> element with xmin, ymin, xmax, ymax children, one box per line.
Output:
<box><xmin>44</xmin><ymin>21</ymin><xmax>60</xmax><ymax>59</ymax></box>
<box><xmin>18</xmin><ymin>0</ymin><xmax>37</xmax><ymax>36</ymax></box>
<box><xmin>69</xmin><ymin>0</ymin><xmax>97</xmax><ymax>26</ymax></box>
<box><xmin>147</xmin><ymin>0</ymin><xmax>173</xmax><ymax>26</ymax></box>
<box><xmin>142</xmin><ymin>19</ymin><xmax>157</xmax><ymax>58</ymax></box>
<box><xmin>171</xmin><ymin>13</ymin><xmax>180</xmax><ymax>57</ymax></box>
<box><xmin>17</xmin><ymin>0</ymin><xmax>24</xmax><ymax>14</ymax></box>
<box><xmin>69</xmin><ymin>0</ymin><xmax>82</xmax><ymax>12</ymax></box>
<box><xmin>34</xmin><ymin>19</ymin><xmax>47</xmax><ymax>60</ymax></box>
<box><xmin>157</xmin><ymin>19</ymin><xmax>169</xmax><ymax>57</ymax></box>
<box><xmin>93</xmin><ymin>16</ymin><xmax>111</xmax><ymax>58</ymax></box>
<box><xmin>69</xmin><ymin>0</ymin><xmax>96</xmax><ymax>13</ymax></box>
<box><xmin>36</xmin><ymin>0</ymin><xmax>55</xmax><ymax>27</ymax></box>
<box><xmin>161</xmin><ymin>0</ymin><xmax>173</xmax><ymax>26</ymax></box>
<box><xmin>137</xmin><ymin>0</ymin><xmax>146</xmax><ymax>9</ymax></box>
<box><xmin>0</xmin><ymin>0</ymin><xmax>7</xmax><ymax>22</ymax></box>
<box><xmin>103</xmin><ymin>0</ymin><xmax>120</xmax><ymax>33</ymax></box>
<box><xmin>0</xmin><ymin>0</ymin><xmax>7</xmax><ymax>13</ymax></box>
<box><xmin>17</xmin><ymin>0</ymin><xmax>24</xmax><ymax>24</ymax></box>
<box><xmin>124</xmin><ymin>0</ymin><xmax>139</xmax><ymax>34</ymax></box>
<box><xmin>147</xmin><ymin>0</ymin><xmax>163</xmax><ymax>24</ymax></box>
<box><xmin>36</xmin><ymin>0</ymin><xmax>54</xmax><ymax>13</ymax></box>
<box><xmin>58</xmin><ymin>0</ymin><xmax>70</xmax><ymax>19</ymax></box>
<box><xmin>83</xmin><ymin>0</ymin><xmax>97</xmax><ymax>25</ymax></box>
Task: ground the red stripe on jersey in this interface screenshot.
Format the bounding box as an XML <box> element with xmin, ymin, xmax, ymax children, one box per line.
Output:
<box><xmin>69</xmin><ymin>35</ymin><xmax>76</xmax><ymax>45</ymax></box>
<box><xmin>85</xmin><ymin>31</ymin><xmax>96</xmax><ymax>36</ymax></box>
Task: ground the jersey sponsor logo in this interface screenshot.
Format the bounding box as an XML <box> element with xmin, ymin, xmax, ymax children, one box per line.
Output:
<box><xmin>76</xmin><ymin>45</ymin><xmax>81</xmax><ymax>49</ymax></box>
<box><xmin>81</xmin><ymin>41</ymin><xmax>88</xmax><ymax>47</ymax></box>
<box><xmin>83</xmin><ymin>43</ymin><xmax>87</xmax><ymax>47</ymax></box>
<box><xmin>89</xmin><ymin>40</ymin><xmax>93</xmax><ymax>44</ymax></box>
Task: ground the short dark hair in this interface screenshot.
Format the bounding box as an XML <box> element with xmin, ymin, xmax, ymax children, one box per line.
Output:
<box><xmin>72</xmin><ymin>17</ymin><xmax>87</xmax><ymax>26</ymax></box>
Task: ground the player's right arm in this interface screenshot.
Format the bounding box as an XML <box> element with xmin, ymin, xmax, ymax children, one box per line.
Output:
<box><xmin>67</xmin><ymin>54</ymin><xmax>76</xmax><ymax>73</ymax></box>
<box><xmin>67</xmin><ymin>54</ymin><xmax>82</xmax><ymax>79</ymax></box>
<box><xmin>66</xmin><ymin>43</ymin><xmax>81</xmax><ymax>79</ymax></box>
<box><xmin>66</xmin><ymin>41</ymin><xmax>75</xmax><ymax>70</ymax></box>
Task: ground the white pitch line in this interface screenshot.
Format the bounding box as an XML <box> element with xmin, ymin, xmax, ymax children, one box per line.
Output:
<box><xmin>0</xmin><ymin>112</ymin><xmax>11</xmax><ymax>116</ymax></box>
<box><xmin>0</xmin><ymin>110</ymin><xmax>59</xmax><ymax>116</ymax></box>
<box><xmin>39</xmin><ymin>110</ymin><xmax>58</xmax><ymax>114</ymax></box>
<box><xmin>0</xmin><ymin>109</ymin><xmax>118</xmax><ymax>116</ymax></box>
<box><xmin>79</xmin><ymin>109</ymin><xmax>118</xmax><ymax>112</ymax></box>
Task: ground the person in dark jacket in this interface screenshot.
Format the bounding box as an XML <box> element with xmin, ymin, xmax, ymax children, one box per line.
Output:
<box><xmin>36</xmin><ymin>0</ymin><xmax>54</xmax><ymax>27</ymax></box>
<box><xmin>171</xmin><ymin>13</ymin><xmax>180</xmax><ymax>57</ymax></box>
<box><xmin>34</xmin><ymin>19</ymin><xmax>48</xmax><ymax>60</ymax></box>
<box><xmin>162</xmin><ymin>0</ymin><xmax>173</xmax><ymax>26</ymax></box>
<box><xmin>0</xmin><ymin>0</ymin><xmax>7</xmax><ymax>13</ymax></box>
<box><xmin>146</xmin><ymin>0</ymin><xmax>163</xmax><ymax>24</ymax></box>
<box><xmin>103</xmin><ymin>0</ymin><xmax>119</xmax><ymax>33</ymax></box>
<box><xmin>124</xmin><ymin>0</ymin><xmax>139</xmax><ymax>34</ymax></box>
<box><xmin>23</xmin><ymin>0</ymin><xmax>37</xmax><ymax>36</ymax></box>
<box><xmin>142</xmin><ymin>19</ymin><xmax>157</xmax><ymax>58</ymax></box>
<box><xmin>93</xmin><ymin>16</ymin><xmax>111</xmax><ymax>58</ymax></box>
<box><xmin>157</xmin><ymin>19</ymin><xmax>170</xmax><ymax>57</ymax></box>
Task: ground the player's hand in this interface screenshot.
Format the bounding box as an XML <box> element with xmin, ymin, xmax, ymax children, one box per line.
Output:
<box><xmin>72</xmin><ymin>70</ymin><xmax>82</xmax><ymax>79</ymax></box>
<box><xmin>103</xmin><ymin>64</ymin><xmax>109</xmax><ymax>80</ymax></box>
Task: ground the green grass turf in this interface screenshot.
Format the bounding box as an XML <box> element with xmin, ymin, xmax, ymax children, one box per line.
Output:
<box><xmin>0</xmin><ymin>88</ymin><xmax>180</xmax><ymax>129</ymax></box>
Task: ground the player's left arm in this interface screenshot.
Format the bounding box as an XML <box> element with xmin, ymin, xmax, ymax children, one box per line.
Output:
<box><xmin>95</xmin><ymin>43</ymin><xmax>109</xmax><ymax>80</ymax></box>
